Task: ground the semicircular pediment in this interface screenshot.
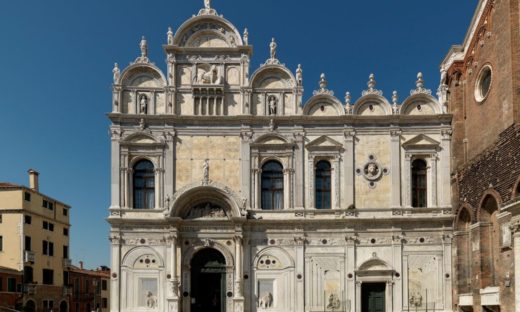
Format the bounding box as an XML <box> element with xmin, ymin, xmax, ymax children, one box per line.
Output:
<box><xmin>174</xmin><ymin>16</ymin><xmax>242</xmax><ymax>48</ymax></box>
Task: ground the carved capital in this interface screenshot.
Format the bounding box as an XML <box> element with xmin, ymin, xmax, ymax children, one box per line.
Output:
<box><xmin>441</xmin><ymin>129</ymin><xmax>453</xmax><ymax>139</ymax></box>
<box><xmin>390</xmin><ymin>130</ymin><xmax>402</xmax><ymax>137</ymax></box>
<box><xmin>344</xmin><ymin>130</ymin><xmax>356</xmax><ymax>139</ymax></box>
<box><xmin>510</xmin><ymin>218</ymin><xmax>520</xmax><ymax>234</ymax></box>
<box><xmin>240</xmin><ymin>131</ymin><xmax>254</xmax><ymax>142</ymax></box>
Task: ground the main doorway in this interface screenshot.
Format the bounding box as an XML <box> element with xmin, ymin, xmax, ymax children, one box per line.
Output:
<box><xmin>362</xmin><ymin>283</ymin><xmax>386</xmax><ymax>312</ymax></box>
<box><xmin>190</xmin><ymin>248</ymin><xmax>227</xmax><ymax>312</ymax></box>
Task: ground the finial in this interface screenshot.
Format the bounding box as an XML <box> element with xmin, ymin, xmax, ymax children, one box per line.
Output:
<box><xmin>368</xmin><ymin>73</ymin><xmax>376</xmax><ymax>90</ymax></box>
<box><xmin>410</xmin><ymin>72</ymin><xmax>432</xmax><ymax>95</ymax></box>
<box><xmin>392</xmin><ymin>91</ymin><xmax>398</xmax><ymax>105</ymax></box>
<box><xmin>140</xmin><ymin>36</ymin><xmax>148</xmax><ymax>58</ymax></box>
<box><xmin>204</xmin><ymin>0</ymin><xmax>211</xmax><ymax>9</ymax></box>
<box><xmin>167</xmin><ymin>27</ymin><xmax>174</xmax><ymax>45</ymax></box>
<box><xmin>345</xmin><ymin>92</ymin><xmax>351</xmax><ymax>105</ymax></box>
<box><xmin>319</xmin><ymin>73</ymin><xmax>328</xmax><ymax>90</ymax></box>
<box><xmin>416</xmin><ymin>72</ymin><xmax>424</xmax><ymax>89</ymax></box>
<box><xmin>296</xmin><ymin>64</ymin><xmax>303</xmax><ymax>85</ymax></box>
<box><xmin>112</xmin><ymin>63</ymin><xmax>120</xmax><ymax>83</ymax></box>
<box><xmin>270</xmin><ymin>38</ymin><xmax>277</xmax><ymax>59</ymax></box>
<box><xmin>243</xmin><ymin>28</ymin><xmax>249</xmax><ymax>45</ymax></box>
<box><xmin>362</xmin><ymin>73</ymin><xmax>383</xmax><ymax>96</ymax></box>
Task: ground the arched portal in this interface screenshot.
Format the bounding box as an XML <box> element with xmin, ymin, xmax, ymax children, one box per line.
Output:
<box><xmin>190</xmin><ymin>248</ymin><xmax>227</xmax><ymax>312</ymax></box>
<box><xmin>59</xmin><ymin>300</ymin><xmax>68</xmax><ymax>312</ymax></box>
<box><xmin>25</xmin><ymin>300</ymin><xmax>36</xmax><ymax>312</ymax></box>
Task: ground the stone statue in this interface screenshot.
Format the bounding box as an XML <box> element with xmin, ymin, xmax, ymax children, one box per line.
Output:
<box><xmin>139</xmin><ymin>95</ymin><xmax>148</xmax><ymax>114</ymax></box>
<box><xmin>203</xmin><ymin>159</ymin><xmax>209</xmax><ymax>183</ymax></box>
<box><xmin>140</xmin><ymin>36</ymin><xmax>148</xmax><ymax>58</ymax></box>
<box><xmin>167</xmin><ymin>27</ymin><xmax>174</xmax><ymax>45</ymax></box>
<box><xmin>146</xmin><ymin>291</ymin><xmax>157</xmax><ymax>308</ymax></box>
<box><xmin>270</xmin><ymin>38</ymin><xmax>277</xmax><ymax>59</ymax></box>
<box><xmin>259</xmin><ymin>292</ymin><xmax>273</xmax><ymax>308</ymax></box>
<box><xmin>204</xmin><ymin>0</ymin><xmax>211</xmax><ymax>9</ymax></box>
<box><xmin>296</xmin><ymin>64</ymin><xmax>303</xmax><ymax>85</ymax></box>
<box><xmin>243</xmin><ymin>28</ymin><xmax>249</xmax><ymax>45</ymax></box>
<box><xmin>268</xmin><ymin>96</ymin><xmax>277</xmax><ymax>115</ymax></box>
<box><xmin>112</xmin><ymin>63</ymin><xmax>120</xmax><ymax>83</ymax></box>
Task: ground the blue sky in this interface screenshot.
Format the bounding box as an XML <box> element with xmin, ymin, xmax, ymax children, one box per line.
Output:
<box><xmin>0</xmin><ymin>0</ymin><xmax>477</xmax><ymax>268</ymax></box>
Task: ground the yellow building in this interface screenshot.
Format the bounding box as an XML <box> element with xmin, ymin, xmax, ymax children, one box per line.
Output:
<box><xmin>0</xmin><ymin>170</ymin><xmax>71</xmax><ymax>312</ymax></box>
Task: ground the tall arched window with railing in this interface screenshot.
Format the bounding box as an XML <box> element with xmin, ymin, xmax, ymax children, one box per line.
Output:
<box><xmin>261</xmin><ymin>161</ymin><xmax>284</xmax><ymax>210</ymax></box>
<box><xmin>411</xmin><ymin>159</ymin><xmax>427</xmax><ymax>208</ymax></box>
<box><xmin>133</xmin><ymin>160</ymin><xmax>155</xmax><ymax>209</ymax></box>
<box><xmin>315</xmin><ymin>160</ymin><xmax>331</xmax><ymax>209</ymax></box>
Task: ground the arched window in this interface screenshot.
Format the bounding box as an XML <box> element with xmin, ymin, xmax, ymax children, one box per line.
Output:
<box><xmin>411</xmin><ymin>159</ymin><xmax>427</xmax><ymax>208</ymax></box>
<box><xmin>261</xmin><ymin>161</ymin><xmax>284</xmax><ymax>210</ymax></box>
<box><xmin>315</xmin><ymin>161</ymin><xmax>331</xmax><ymax>209</ymax></box>
<box><xmin>133</xmin><ymin>160</ymin><xmax>155</xmax><ymax>209</ymax></box>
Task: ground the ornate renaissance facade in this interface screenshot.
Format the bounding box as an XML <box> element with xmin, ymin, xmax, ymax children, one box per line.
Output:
<box><xmin>108</xmin><ymin>2</ymin><xmax>455</xmax><ymax>312</ymax></box>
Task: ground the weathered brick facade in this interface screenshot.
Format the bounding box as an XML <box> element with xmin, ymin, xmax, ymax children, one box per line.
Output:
<box><xmin>457</xmin><ymin>124</ymin><xmax>520</xmax><ymax>210</ymax></box>
<box><xmin>443</xmin><ymin>0</ymin><xmax>520</xmax><ymax>311</ymax></box>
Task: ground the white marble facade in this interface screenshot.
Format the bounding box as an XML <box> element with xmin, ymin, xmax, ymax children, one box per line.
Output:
<box><xmin>108</xmin><ymin>2</ymin><xmax>454</xmax><ymax>312</ymax></box>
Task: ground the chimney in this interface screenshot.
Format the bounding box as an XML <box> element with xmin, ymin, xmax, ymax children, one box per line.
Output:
<box><xmin>79</xmin><ymin>261</ymin><xmax>84</xmax><ymax>269</ymax></box>
<box><xmin>28</xmin><ymin>169</ymin><xmax>39</xmax><ymax>192</ymax></box>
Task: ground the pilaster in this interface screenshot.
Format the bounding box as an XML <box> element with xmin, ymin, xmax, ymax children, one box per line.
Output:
<box><xmin>293</xmin><ymin>131</ymin><xmax>305</xmax><ymax>209</ymax></box>
<box><xmin>390</xmin><ymin>130</ymin><xmax>402</xmax><ymax>208</ymax></box>
<box><xmin>343</xmin><ymin>130</ymin><xmax>355</xmax><ymax>208</ymax></box>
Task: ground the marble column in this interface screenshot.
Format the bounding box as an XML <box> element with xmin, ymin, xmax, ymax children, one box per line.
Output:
<box><xmin>429</xmin><ymin>154</ymin><xmax>438</xmax><ymax>208</ymax></box>
<box><xmin>170</xmin><ymin>234</ymin><xmax>179</xmax><ymax>298</ymax></box>
<box><xmin>234</xmin><ymin>235</ymin><xmax>244</xmax><ymax>297</ymax></box>
<box><xmin>440</xmin><ymin>130</ymin><xmax>452</xmax><ymax>207</ymax></box>
<box><xmin>333</xmin><ymin>156</ymin><xmax>341</xmax><ymax>209</ymax></box>
<box><xmin>240</xmin><ymin>131</ymin><xmax>252</xmax><ymax>209</ymax></box>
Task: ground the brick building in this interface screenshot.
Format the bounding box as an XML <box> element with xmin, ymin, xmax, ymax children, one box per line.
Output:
<box><xmin>441</xmin><ymin>0</ymin><xmax>520</xmax><ymax>311</ymax></box>
<box><xmin>68</xmin><ymin>263</ymin><xmax>110</xmax><ymax>312</ymax></box>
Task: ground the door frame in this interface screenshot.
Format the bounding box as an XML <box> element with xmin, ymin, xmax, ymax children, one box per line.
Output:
<box><xmin>355</xmin><ymin>271</ymin><xmax>394</xmax><ymax>312</ymax></box>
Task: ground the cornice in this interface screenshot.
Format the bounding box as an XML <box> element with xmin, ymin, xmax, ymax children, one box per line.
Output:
<box><xmin>108</xmin><ymin>113</ymin><xmax>452</xmax><ymax>128</ymax></box>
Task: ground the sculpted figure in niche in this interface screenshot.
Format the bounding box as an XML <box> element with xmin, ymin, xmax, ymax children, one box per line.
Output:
<box><xmin>259</xmin><ymin>292</ymin><xmax>273</xmax><ymax>308</ymax></box>
<box><xmin>268</xmin><ymin>96</ymin><xmax>277</xmax><ymax>115</ymax></box>
<box><xmin>140</xmin><ymin>95</ymin><xmax>148</xmax><ymax>114</ymax></box>
<box><xmin>112</xmin><ymin>63</ymin><xmax>120</xmax><ymax>83</ymax></box>
<box><xmin>146</xmin><ymin>291</ymin><xmax>157</xmax><ymax>309</ymax></box>
<box><xmin>202</xmin><ymin>159</ymin><xmax>210</xmax><ymax>183</ymax></box>
<box><xmin>204</xmin><ymin>0</ymin><xmax>211</xmax><ymax>9</ymax></box>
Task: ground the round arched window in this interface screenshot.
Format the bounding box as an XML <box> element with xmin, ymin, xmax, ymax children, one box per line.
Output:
<box><xmin>475</xmin><ymin>65</ymin><xmax>492</xmax><ymax>102</ymax></box>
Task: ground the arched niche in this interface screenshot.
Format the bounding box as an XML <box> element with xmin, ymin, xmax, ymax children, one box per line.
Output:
<box><xmin>302</xmin><ymin>94</ymin><xmax>344</xmax><ymax>116</ymax></box>
<box><xmin>173</xmin><ymin>15</ymin><xmax>243</xmax><ymax>48</ymax></box>
<box><xmin>352</xmin><ymin>94</ymin><xmax>391</xmax><ymax>116</ymax></box>
<box><xmin>454</xmin><ymin>205</ymin><xmax>473</xmax><ymax>294</ymax></box>
<box><xmin>400</xmin><ymin>94</ymin><xmax>442</xmax><ymax>115</ymax></box>
<box><xmin>477</xmin><ymin>192</ymin><xmax>501</xmax><ymax>288</ymax></box>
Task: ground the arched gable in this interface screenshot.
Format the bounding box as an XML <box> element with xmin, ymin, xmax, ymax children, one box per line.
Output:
<box><xmin>253</xmin><ymin>133</ymin><xmax>290</xmax><ymax>145</ymax></box>
<box><xmin>250</xmin><ymin>65</ymin><xmax>296</xmax><ymax>89</ymax></box>
<box><xmin>357</xmin><ymin>257</ymin><xmax>393</xmax><ymax>272</ymax></box>
<box><xmin>122</xmin><ymin>246</ymin><xmax>165</xmax><ymax>268</ymax></box>
<box><xmin>120</xmin><ymin>63</ymin><xmax>167</xmax><ymax>88</ymax></box>
<box><xmin>352</xmin><ymin>94</ymin><xmax>391</xmax><ymax>116</ymax></box>
<box><xmin>253</xmin><ymin>246</ymin><xmax>295</xmax><ymax>269</ymax></box>
<box><xmin>400</xmin><ymin>93</ymin><xmax>442</xmax><ymax>115</ymax></box>
<box><xmin>168</xmin><ymin>181</ymin><xmax>244</xmax><ymax>219</ymax></box>
<box><xmin>173</xmin><ymin>15</ymin><xmax>243</xmax><ymax>48</ymax></box>
<box><xmin>302</xmin><ymin>94</ymin><xmax>344</xmax><ymax>116</ymax></box>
